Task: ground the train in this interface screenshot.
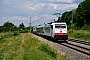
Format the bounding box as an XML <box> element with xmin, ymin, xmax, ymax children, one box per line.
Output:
<box><xmin>31</xmin><ymin>22</ymin><xmax>68</xmax><ymax>41</ymax></box>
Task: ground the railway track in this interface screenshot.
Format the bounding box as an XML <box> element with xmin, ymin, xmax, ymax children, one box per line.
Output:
<box><xmin>60</xmin><ymin>43</ymin><xmax>90</xmax><ymax>56</ymax></box>
<box><xmin>39</xmin><ymin>35</ymin><xmax>90</xmax><ymax>56</ymax></box>
<box><xmin>59</xmin><ymin>39</ymin><xmax>90</xmax><ymax>56</ymax></box>
<box><xmin>32</xmin><ymin>34</ymin><xmax>90</xmax><ymax>60</ymax></box>
<box><xmin>68</xmin><ymin>38</ymin><xmax>90</xmax><ymax>45</ymax></box>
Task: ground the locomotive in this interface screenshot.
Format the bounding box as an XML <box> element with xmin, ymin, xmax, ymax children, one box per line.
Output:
<box><xmin>32</xmin><ymin>22</ymin><xmax>68</xmax><ymax>41</ymax></box>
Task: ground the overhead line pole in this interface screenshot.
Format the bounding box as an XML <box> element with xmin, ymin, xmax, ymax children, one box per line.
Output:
<box><xmin>72</xmin><ymin>10</ymin><xmax>74</xmax><ymax>33</ymax></box>
<box><xmin>29</xmin><ymin>17</ymin><xmax>43</xmax><ymax>33</ymax></box>
<box><xmin>30</xmin><ymin>17</ymin><xmax>31</xmax><ymax>33</ymax></box>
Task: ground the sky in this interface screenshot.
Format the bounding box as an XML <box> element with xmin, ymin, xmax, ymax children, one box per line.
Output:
<box><xmin>0</xmin><ymin>0</ymin><xmax>84</xmax><ymax>27</ymax></box>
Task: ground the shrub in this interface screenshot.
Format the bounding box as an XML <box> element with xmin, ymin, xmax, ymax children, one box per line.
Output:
<box><xmin>12</xmin><ymin>31</ymin><xmax>19</xmax><ymax>36</ymax></box>
<box><xmin>81</xmin><ymin>24</ymin><xmax>90</xmax><ymax>30</ymax></box>
<box><xmin>0</xmin><ymin>36</ymin><xmax>4</xmax><ymax>40</ymax></box>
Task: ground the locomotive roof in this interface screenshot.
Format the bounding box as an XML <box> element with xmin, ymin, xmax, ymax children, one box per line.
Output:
<box><xmin>52</xmin><ymin>22</ymin><xmax>66</xmax><ymax>24</ymax></box>
<box><xmin>48</xmin><ymin>22</ymin><xmax>66</xmax><ymax>24</ymax></box>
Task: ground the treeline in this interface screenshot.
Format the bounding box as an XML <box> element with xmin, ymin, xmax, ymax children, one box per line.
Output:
<box><xmin>0</xmin><ymin>21</ymin><xmax>30</xmax><ymax>33</ymax></box>
<box><xmin>57</xmin><ymin>0</ymin><xmax>90</xmax><ymax>30</ymax></box>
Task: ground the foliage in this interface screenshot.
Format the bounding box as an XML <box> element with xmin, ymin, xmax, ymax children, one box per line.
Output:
<box><xmin>0</xmin><ymin>26</ymin><xmax>3</xmax><ymax>33</ymax></box>
<box><xmin>11</xmin><ymin>26</ymin><xmax>19</xmax><ymax>32</ymax></box>
<box><xmin>61</xmin><ymin>11</ymin><xmax>72</xmax><ymax>25</ymax></box>
<box><xmin>2</xmin><ymin>21</ymin><xmax>14</xmax><ymax>32</ymax></box>
<box><xmin>68</xmin><ymin>30</ymin><xmax>90</xmax><ymax>42</ymax></box>
<box><xmin>81</xmin><ymin>24</ymin><xmax>90</xmax><ymax>30</ymax></box>
<box><xmin>0</xmin><ymin>33</ymin><xmax>69</xmax><ymax>60</ymax></box>
<box><xmin>0</xmin><ymin>21</ymin><xmax>30</xmax><ymax>33</ymax></box>
<box><xmin>19</xmin><ymin>23</ymin><xmax>25</xmax><ymax>30</ymax></box>
<box><xmin>12</xmin><ymin>31</ymin><xmax>19</xmax><ymax>36</ymax></box>
<box><xmin>0</xmin><ymin>32</ymin><xmax>19</xmax><ymax>40</ymax></box>
<box><xmin>26</xmin><ymin>27</ymin><xmax>30</xmax><ymax>32</ymax></box>
<box><xmin>59</xmin><ymin>0</ymin><xmax>90</xmax><ymax>30</ymax></box>
<box><xmin>59</xmin><ymin>0</ymin><xmax>90</xmax><ymax>42</ymax></box>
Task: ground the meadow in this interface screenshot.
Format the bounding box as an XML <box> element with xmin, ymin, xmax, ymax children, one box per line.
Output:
<box><xmin>68</xmin><ymin>30</ymin><xmax>90</xmax><ymax>42</ymax></box>
<box><xmin>0</xmin><ymin>33</ymin><xmax>69</xmax><ymax>60</ymax></box>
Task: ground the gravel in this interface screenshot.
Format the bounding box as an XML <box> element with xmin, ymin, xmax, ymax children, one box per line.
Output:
<box><xmin>31</xmin><ymin>33</ymin><xmax>90</xmax><ymax>60</ymax></box>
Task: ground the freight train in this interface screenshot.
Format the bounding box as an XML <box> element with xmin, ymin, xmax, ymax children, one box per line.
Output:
<box><xmin>32</xmin><ymin>22</ymin><xmax>68</xmax><ymax>41</ymax></box>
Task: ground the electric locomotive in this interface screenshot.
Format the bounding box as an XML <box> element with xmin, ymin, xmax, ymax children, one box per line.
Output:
<box><xmin>32</xmin><ymin>22</ymin><xmax>68</xmax><ymax>41</ymax></box>
<box><xmin>51</xmin><ymin>22</ymin><xmax>68</xmax><ymax>40</ymax></box>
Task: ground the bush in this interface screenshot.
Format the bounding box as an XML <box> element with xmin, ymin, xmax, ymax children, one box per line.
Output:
<box><xmin>0</xmin><ymin>36</ymin><xmax>4</xmax><ymax>40</ymax></box>
<box><xmin>0</xmin><ymin>32</ymin><xmax>19</xmax><ymax>40</ymax></box>
<box><xmin>12</xmin><ymin>31</ymin><xmax>19</xmax><ymax>36</ymax></box>
<box><xmin>74</xmin><ymin>33</ymin><xmax>83</xmax><ymax>38</ymax></box>
<box><xmin>73</xmin><ymin>23</ymin><xmax>81</xmax><ymax>30</ymax></box>
<box><xmin>81</xmin><ymin>24</ymin><xmax>90</xmax><ymax>30</ymax></box>
<box><xmin>19</xmin><ymin>29</ymin><xmax>28</xmax><ymax>33</ymax></box>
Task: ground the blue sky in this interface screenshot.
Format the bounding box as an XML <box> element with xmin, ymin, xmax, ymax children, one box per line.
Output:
<box><xmin>0</xmin><ymin>0</ymin><xmax>84</xmax><ymax>27</ymax></box>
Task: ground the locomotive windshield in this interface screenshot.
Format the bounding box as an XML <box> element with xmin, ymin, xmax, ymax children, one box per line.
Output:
<box><xmin>55</xmin><ymin>24</ymin><xmax>66</xmax><ymax>28</ymax></box>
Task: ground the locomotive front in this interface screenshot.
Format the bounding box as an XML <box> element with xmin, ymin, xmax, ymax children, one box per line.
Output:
<box><xmin>52</xmin><ymin>23</ymin><xmax>68</xmax><ymax>40</ymax></box>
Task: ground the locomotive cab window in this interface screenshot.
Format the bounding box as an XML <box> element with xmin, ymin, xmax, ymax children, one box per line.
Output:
<box><xmin>55</xmin><ymin>24</ymin><xmax>66</xmax><ymax>29</ymax></box>
<box><xmin>60</xmin><ymin>25</ymin><xmax>66</xmax><ymax>28</ymax></box>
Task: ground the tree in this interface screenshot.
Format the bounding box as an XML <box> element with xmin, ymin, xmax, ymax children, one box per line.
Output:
<box><xmin>3</xmin><ymin>21</ymin><xmax>14</xmax><ymax>32</ymax></box>
<box><xmin>19</xmin><ymin>23</ymin><xmax>25</xmax><ymax>30</ymax></box>
<box><xmin>75</xmin><ymin>0</ymin><xmax>90</xmax><ymax>26</ymax></box>
<box><xmin>61</xmin><ymin>11</ymin><xmax>73</xmax><ymax>25</ymax></box>
<box><xmin>11</xmin><ymin>26</ymin><xmax>18</xmax><ymax>31</ymax></box>
<box><xmin>0</xmin><ymin>26</ymin><xmax>3</xmax><ymax>32</ymax></box>
<box><xmin>60</xmin><ymin>0</ymin><xmax>90</xmax><ymax>30</ymax></box>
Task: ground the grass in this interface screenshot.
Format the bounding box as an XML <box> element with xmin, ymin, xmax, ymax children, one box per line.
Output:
<box><xmin>0</xmin><ymin>32</ymin><xmax>19</xmax><ymax>40</ymax></box>
<box><xmin>68</xmin><ymin>30</ymin><xmax>90</xmax><ymax>42</ymax></box>
<box><xmin>0</xmin><ymin>33</ymin><xmax>69</xmax><ymax>60</ymax></box>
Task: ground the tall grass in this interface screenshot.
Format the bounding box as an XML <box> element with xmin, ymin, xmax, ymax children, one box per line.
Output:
<box><xmin>68</xmin><ymin>30</ymin><xmax>90</xmax><ymax>42</ymax></box>
<box><xmin>0</xmin><ymin>33</ymin><xmax>69</xmax><ymax>60</ymax></box>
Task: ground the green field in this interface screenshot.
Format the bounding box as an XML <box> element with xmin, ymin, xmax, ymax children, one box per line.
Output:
<box><xmin>68</xmin><ymin>30</ymin><xmax>90</xmax><ymax>42</ymax></box>
<box><xmin>0</xmin><ymin>33</ymin><xmax>69</xmax><ymax>60</ymax></box>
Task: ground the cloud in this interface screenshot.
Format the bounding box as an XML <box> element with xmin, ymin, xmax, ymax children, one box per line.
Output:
<box><xmin>0</xmin><ymin>0</ymin><xmax>84</xmax><ymax>26</ymax></box>
<box><xmin>8</xmin><ymin>16</ymin><xmax>29</xmax><ymax>20</ymax></box>
<box><xmin>31</xmin><ymin>14</ymin><xmax>58</xmax><ymax>26</ymax></box>
<box><xmin>1</xmin><ymin>0</ymin><xmax>80</xmax><ymax>16</ymax></box>
<box><xmin>29</xmin><ymin>0</ymin><xmax>74</xmax><ymax>4</ymax></box>
<box><xmin>29</xmin><ymin>3</ymin><xmax>78</xmax><ymax>15</ymax></box>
